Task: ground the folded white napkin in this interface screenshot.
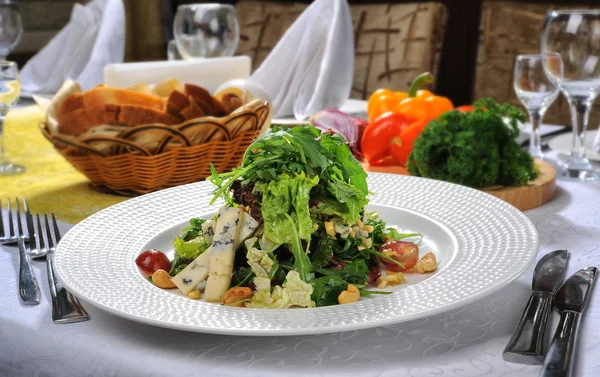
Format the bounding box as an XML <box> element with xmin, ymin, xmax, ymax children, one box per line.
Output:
<box><xmin>249</xmin><ymin>0</ymin><xmax>354</xmax><ymax>119</ymax></box>
<box><xmin>20</xmin><ymin>0</ymin><xmax>125</xmax><ymax>95</ymax></box>
<box><xmin>104</xmin><ymin>56</ymin><xmax>251</xmax><ymax>93</ymax></box>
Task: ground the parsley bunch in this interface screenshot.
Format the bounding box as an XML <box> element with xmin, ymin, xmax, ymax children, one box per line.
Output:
<box><xmin>407</xmin><ymin>98</ymin><xmax>537</xmax><ymax>188</ymax></box>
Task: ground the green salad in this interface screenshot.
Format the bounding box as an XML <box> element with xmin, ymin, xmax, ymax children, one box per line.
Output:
<box><xmin>138</xmin><ymin>125</ymin><xmax>437</xmax><ymax>308</ymax></box>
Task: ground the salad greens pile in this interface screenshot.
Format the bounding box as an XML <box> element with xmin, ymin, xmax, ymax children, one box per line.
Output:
<box><xmin>183</xmin><ymin>125</ymin><xmax>420</xmax><ymax>308</ymax></box>
<box><xmin>211</xmin><ymin>125</ymin><xmax>369</xmax><ymax>223</ymax></box>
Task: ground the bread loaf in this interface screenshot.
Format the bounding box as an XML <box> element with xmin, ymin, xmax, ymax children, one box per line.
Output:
<box><xmin>56</xmin><ymin>82</ymin><xmax>248</xmax><ymax>136</ymax></box>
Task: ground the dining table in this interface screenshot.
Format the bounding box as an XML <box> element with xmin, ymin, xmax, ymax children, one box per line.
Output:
<box><xmin>1</xmin><ymin>101</ymin><xmax>599</xmax><ymax>377</ymax></box>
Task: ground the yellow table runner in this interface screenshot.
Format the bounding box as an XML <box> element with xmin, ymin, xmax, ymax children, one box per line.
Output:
<box><xmin>0</xmin><ymin>106</ymin><xmax>128</xmax><ymax>223</ymax></box>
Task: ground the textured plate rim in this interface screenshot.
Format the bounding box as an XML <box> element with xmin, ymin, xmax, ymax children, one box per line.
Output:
<box><xmin>55</xmin><ymin>173</ymin><xmax>539</xmax><ymax>336</ymax></box>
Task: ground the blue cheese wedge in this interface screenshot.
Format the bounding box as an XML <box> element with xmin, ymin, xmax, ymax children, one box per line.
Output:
<box><xmin>171</xmin><ymin>247</ymin><xmax>212</xmax><ymax>295</ymax></box>
<box><xmin>204</xmin><ymin>210</ymin><xmax>259</xmax><ymax>302</ymax></box>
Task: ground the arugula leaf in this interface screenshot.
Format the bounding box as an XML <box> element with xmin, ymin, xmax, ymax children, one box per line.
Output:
<box><xmin>316</xmin><ymin>260</ymin><xmax>369</xmax><ymax>285</ymax></box>
<box><xmin>320</xmin><ymin>132</ymin><xmax>368</xmax><ymax>195</ymax></box>
<box><xmin>232</xmin><ymin>267</ymin><xmax>254</xmax><ymax>287</ymax></box>
<box><xmin>310</xmin><ymin>276</ymin><xmax>348</xmax><ymax>307</ymax></box>
<box><xmin>283</xmin><ymin>212</ymin><xmax>313</xmax><ymax>282</ymax></box>
<box><xmin>179</xmin><ymin>217</ymin><xmax>206</xmax><ymax>240</ymax></box>
<box><xmin>310</xmin><ymin>236</ymin><xmax>336</xmax><ymax>268</ymax></box>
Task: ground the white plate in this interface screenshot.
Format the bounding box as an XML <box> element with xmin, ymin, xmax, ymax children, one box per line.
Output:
<box><xmin>548</xmin><ymin>130</ymin><xmax>600</xmax><ymax>161</ymax></box>
<box><xmin>54</xmin><ymin>173</ymin><xmax>538</xmax><ymax>336</ymax></box>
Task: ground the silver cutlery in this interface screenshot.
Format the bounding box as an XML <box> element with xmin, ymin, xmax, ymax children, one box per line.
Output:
<box><xmin>503</xmin><ymin>249</ymin><xmax>569</xmax><ymax>364</ymax></box>
<box><xmin>0</xmin><ymin>198</ymin><xmax>25</xmax><ymax>244</ymax></box>
<box><xmin>33</xmin><ymin>213</ymin><xmax>89</xmax><ymax>323</ymax></box>
<box><xmin>1</xmin><ymin>198</ymin><xmax>41</xmax><ymax>304</ymax></box>
<box><xmin>540</xmin><ymin>267</ymin><xmax>597</xmax><ymax>377</ymax></box>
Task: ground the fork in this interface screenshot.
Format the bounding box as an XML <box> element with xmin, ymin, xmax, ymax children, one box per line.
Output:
<box><xmin>1</xmin><ymin>198</ymin><xmax>41</xmax><ymax>304</ymax></box>
<box><xmin>34</xmin><ymin>213</ymin><xmax>89</xmax><ymax>323</ymax></box>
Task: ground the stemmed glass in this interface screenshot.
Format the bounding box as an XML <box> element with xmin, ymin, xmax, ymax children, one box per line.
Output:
<box><xmin>541</xmin><ymin>10</ymin><xmax>600</xmax><ymax>181</ymax></box>
<box><xmin>514</xmin><ymin>54</ymin><xmax>559</xmax><ymax>162</ymax></box>
<box><xmin>0</xmin><ymin>1</ymin><xmax>23</xmax><ymax>60</ymax></box>
<box><xmin>0</xmin><ymin>61</ymin><xmax>22</xmax><ymax>174</ymax></box>
<box><xmin>173</xmin><ymin>4</ymin><xmax>240</xmax><ymax>59</ymax></box>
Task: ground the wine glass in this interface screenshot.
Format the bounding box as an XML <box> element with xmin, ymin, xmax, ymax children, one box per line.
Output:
<box><xmin>173</xmin><ymin>4</ymin><xmax>240</xmax><ymax>59</ymax></box>
<box><xmin>541</xmin><ymin>10</ymin><xmax>600</xmax><ymax>181</ymax></box>
<box><xmin>167</xmin><ymin>40</ymin><xmax>183</xmax><ymax>60</ymax></box>
<box><xmin>514</xmin><ymin>54</ymin><xmax>559</xmax><ymax>162</ymax></box>
<box><xmin>0</xmin><ymin>61</ymin><xmax>22</xmax><ymax>174</ymax></box>
<box><xmin>0</xmin><ymin>1</ymin><xmax>23</xmax><ymax>60</ymax></box>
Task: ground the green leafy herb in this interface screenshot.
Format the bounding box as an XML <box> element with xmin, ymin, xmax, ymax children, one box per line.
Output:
<box><xmin>310</xmin><ymin>276</ymin><xmax>348</xmax><ymax>307</ymax></box>
<box><xmin>232</xmin><ymin>267</ymin><xmax>254</xmax><ymax>287</ymax></box>
<box><xmin>316</xmin><ymin>260</ymin><xmax>369</xmax><ymax>286</ymax></box>
<box><xmin>283</xmin><ymin>212</ymin><xmax>313</xmax><ymax>282</ymax></box>
<box><xmin>310</xmin><ymin>236</ymin><xmax>336</xmax><ymax>268</ymax></box>
<box><xmin>407</xmin><ymin>98</ymin><xmax>536</xmax><ymax>188</ymax></box>
<box><xmin>208</xmin><ymin>125</ymin><xmax>368</xmax><ymax>224</ymax></box>
<box><xmin>180</xmin><ymin>217</ymin><xmax>206</xmax><ymax>241</ymax></box>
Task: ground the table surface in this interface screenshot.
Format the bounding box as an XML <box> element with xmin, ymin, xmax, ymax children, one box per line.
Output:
<box><xmin>1</xmin><ymin>100</ymin><xmax>600</xmax><ymax>376</ymax></box>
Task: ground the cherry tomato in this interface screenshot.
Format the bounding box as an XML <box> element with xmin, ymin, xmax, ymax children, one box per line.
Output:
<box><xmin>380</xmin><ymin>241</ymin><xmax>419</xmax><ymax>272</ymax></box>
<box><xmin>136</xmin><ymin>249</ymin><xmax>171</xmax><ymax>276</ymax></box>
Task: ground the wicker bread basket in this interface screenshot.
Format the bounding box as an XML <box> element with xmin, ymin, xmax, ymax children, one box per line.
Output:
<box><xmin>41</xmin><ymin>97</ymin><xmax>272</xmax><ymax>196</ymax></box>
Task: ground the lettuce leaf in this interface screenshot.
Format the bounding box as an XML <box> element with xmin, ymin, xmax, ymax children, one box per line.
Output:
<box><xmin>261</xmin><ymin>173</ymin><xmax>319</xmax><ymax>243</ymax></box>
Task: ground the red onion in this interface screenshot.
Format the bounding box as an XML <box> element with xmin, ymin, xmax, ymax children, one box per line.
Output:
<box><xmin>309</xmin><ymin>108</ymin><xmax>359</xmax><ymax>145</ymax></box>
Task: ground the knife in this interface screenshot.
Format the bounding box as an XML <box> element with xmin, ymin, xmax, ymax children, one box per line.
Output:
<box><xmin>540</xmin><ymin>267</ymin><xmax>597</xmax><ymax>377</ymax></box>
<box><xmin>503</xmin><ymin>249</ymin><xmax>570</xmax><ymax>364</ymax></box>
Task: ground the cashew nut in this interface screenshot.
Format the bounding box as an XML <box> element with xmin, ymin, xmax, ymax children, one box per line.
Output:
<box><xmin>187</xmin><ymin>290</ymin><xmax>201</xmax><ymax>300</ymax></box>
<box><xmin>414</xmin><ymin>252</ymin><xmax>437</xmax><ymax>273</ymax></box>
<box><xmin>222</xmin><ymin>287</ymin><xmax>254</xmax><ymax>307</ymax></box>
<box><xmin>152</xmin><ymin>269</ymin><xmax>176</xmax><ymax>289</ymax></box>
<box><xmin>324</xmin><ymin>221</ymin><xmax>336</xmax><ymax>238</ymax></box>
<box><xmin>338</xmin><ymin>284</ymin><xmax>360</xmax><ymax>305</ymax></box>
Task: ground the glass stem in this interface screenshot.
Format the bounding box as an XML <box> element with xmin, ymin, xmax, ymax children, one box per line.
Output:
<box><xmin>0</xmin><ymin>114</ymin><xmax>7</xmax><ymax>165</ymax></box>
<box><xmin>567</xmin><ymin>96</ymin><xmax>592</xmax><ymax>162</ymax></box>
<box><xmin>528</xmin><ymin>110</ymin><xmax>543</xmax><ymax>159</ymax></box>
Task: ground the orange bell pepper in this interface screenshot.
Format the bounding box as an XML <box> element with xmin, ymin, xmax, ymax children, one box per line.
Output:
<box><xmin>394</xmin><ymin>72</ymin><xmax>454</xmax><ymax>123</ymax></box>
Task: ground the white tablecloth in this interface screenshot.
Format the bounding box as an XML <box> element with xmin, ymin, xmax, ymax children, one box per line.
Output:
<box><xmin>1</xmin><ymin>152</ymin><xmax>600</xmax><ymax>377</ymax></box>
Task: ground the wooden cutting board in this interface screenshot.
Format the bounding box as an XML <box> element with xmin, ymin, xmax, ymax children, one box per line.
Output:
<box><xmin>361</xmin><ymin>159</ymin><xmax>556</xmax><ymax>211</ymax></box>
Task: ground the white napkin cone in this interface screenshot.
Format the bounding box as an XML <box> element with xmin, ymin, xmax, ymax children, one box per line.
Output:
<box><xmin>249</xmin><ymin>0</ymin><xmax>354</xmax><ymax>119</ymax></box>
<box><xmin>20</xmin><ymin>0</ymin><xmax>125</xmax><ymax>95</ymax></box>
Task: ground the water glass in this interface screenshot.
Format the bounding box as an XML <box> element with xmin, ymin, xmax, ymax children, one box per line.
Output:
<box><xmin>0</xmin><ymin>1</ymin><xmax>23</xmax><ymax>60</ymax></box>
<box><xmin>0</xmin><ymin>61</ymin><xmax>22</xmax><ymax>174</ymax></box>
<box><xmin>514</xmin><ymin>54</ymin><xmax>559</xmax><ymax>161</ymax></box>
<box><xmin>541</xmin><ymin>10</ymin><xmax>600</xmax><ymax>181</ymax></box>
<box><xmin>167</xmin><ymin>40</ymin><xmax>183</xmax><ymax>60</ymax></box>
<box><xmin>173</xmin><ymin>4</ymin><xmax>240</xmax><ymax>59</ymax></box>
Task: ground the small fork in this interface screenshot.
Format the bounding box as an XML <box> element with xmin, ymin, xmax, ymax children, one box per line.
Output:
<box><xmin>0</xmin><ymin>198</ymin><xmax>41</xmax><ymax>304</ymax></box>
<box><xmin>35</xmin><ymin>213</ymin><xmax>89</xmax><ymax>323</ymax></box>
